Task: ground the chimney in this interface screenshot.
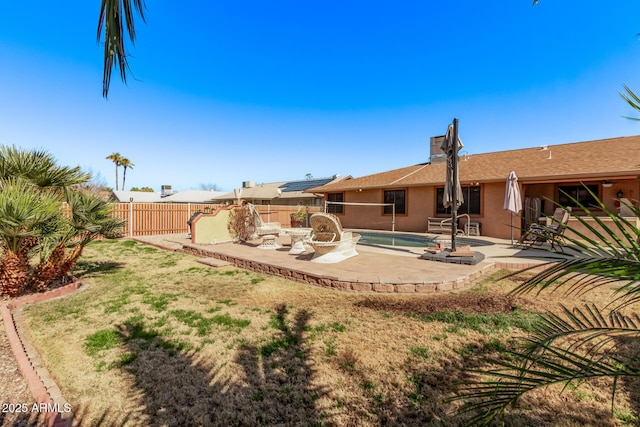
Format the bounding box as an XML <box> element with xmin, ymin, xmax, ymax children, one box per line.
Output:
<box><xmin>429</xmin><ymin>136</ymin><xmax>447</xmax><ymax>164</ymax></box>
<box><xmin>242</xmin><ymin>181</ymin><xmax>256</xmax><ymax>188</ymax></box>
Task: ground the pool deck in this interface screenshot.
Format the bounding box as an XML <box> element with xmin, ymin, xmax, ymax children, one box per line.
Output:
<box><xmin>133</xmin><ymin>233</ymin><xmax>554</xmax><ymax>294</ymax></box>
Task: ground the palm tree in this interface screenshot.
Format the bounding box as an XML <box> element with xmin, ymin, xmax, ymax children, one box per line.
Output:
<box><xmin>0</xmin><ymin>145</ymin><xmax>90</xmax><ymax>187</ymax></box>
<box><xmin>98</xmin><ymin>0</ymin><xmax>146</xmax><ymax>97</ymax></box>
<box><xmin>452</xmin><ymin>189</ymin><xmax>640</xmax><ymax>425</ymax></box>
<box><xmin>0</xmin><ymin>146</ymin><xmax>124</xmax><ymax>297</ymax></box>
<box><xmin>105</xmin><ymin>152</ymin><xmax>123</xmax><ymax>191</ymax></box>
<box><xmin>120</xmin><ymin>157</ymin><xmax>135</xmax><ymax>191</ymax></box>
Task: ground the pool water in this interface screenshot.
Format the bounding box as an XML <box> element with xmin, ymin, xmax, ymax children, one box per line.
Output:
<box><xmin>356</xmin><ymin>231</ymin><xmax>490</xmax><ymax>248</ymax></box>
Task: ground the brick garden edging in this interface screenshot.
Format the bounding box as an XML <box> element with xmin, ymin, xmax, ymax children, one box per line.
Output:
<box><xmin>2</xmin><ymin>280</ymin><xmax>84</xmax><ymax>427</ymax></box>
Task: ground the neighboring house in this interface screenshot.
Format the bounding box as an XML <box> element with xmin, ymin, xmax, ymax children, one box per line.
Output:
<box><xmin>109</xmin><ymin>190</ymin><xmax>225</xmax><ymax>203</ymax></box>
<box><xmin>161</xmin><ymin>190</ymin><xmax>226</xmax><ymax>203</ymax></box>
<box><xmin>308</xmin><ymin>136</ymin><xmax>640</xmax><ymax>240</ymax></box>
<box><xmin>214</xmin><ymin>176</ymin><xmax>350</xmax><ymax>206</ymax></box>
<box><xmin>110</xmin><ymin>191</ymin><xmax>164</xmax><ymax>203</ymax></box>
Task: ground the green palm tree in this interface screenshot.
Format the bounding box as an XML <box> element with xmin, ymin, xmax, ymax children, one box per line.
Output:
<box><xmin>0</xmin><ymin>145</ymin><xmax>90</xmax><ymax>188</ymax></box>
<box><xmin>105</xmin><ymin>152</ymin><xmax>123</xmax><ymax>191</ymax></box>
<box><xmin>120</xmin><ymin>157</ymin><xmax>135</xmax><ymax>191</ymax></box>
<box><xmin>452</xmin><ymin>188</ymin><xmax>640</xmax><ymax>425</ymax></box>
<box><xmin>0</xmin><ymin>146</ymin><xmax>124</xmax><ymax>297</ymax></box>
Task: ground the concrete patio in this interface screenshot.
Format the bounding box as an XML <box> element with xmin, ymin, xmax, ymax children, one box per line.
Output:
<box><xmin>134</xmin><ymin>233</ymin><xmax>553</xmax><ymax>294</ymax></box>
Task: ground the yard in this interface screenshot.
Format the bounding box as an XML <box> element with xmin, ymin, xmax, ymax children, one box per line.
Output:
<box><xmin>14</xmin><ymin>239</ymin><xmax>640</xmax><ymax>426</ymax></box>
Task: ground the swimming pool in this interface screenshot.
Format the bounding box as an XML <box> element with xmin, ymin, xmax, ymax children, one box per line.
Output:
<box><xmin>355</xmin><ymin>231</ymin><xmax>491</xmax><ymax>248</ymax></box>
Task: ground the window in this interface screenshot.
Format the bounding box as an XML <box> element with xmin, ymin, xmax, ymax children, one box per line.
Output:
<box><xmin>383</xmin><ymin>189</ymin><xmax>406</xmax><ymax>215</ymax></box>
<box><xmin>436</xmin><ymin>186</ymin><xmax>481</xmax><ymax>215</ymax></box>
<box><xmin>327</xmin><ymin>192</ymin><xmax>344</xmax><ymax>214</ymax></box>
<box><xmin>558</xmin><ymin>184</ymin><xmax>599</xmax><ymax>208</ymax></box>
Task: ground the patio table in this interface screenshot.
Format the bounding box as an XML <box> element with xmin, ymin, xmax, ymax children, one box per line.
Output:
<box><xmin>282</xmin><ymin>228</ymin><xmax>312</xmax><ymax>254</ymax></box>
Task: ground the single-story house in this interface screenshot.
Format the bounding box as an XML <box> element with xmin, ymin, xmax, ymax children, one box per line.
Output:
<box><xmin>307</xmin><ymin>135</ymin><xmax>640</xmax><ymax>240</ymax></box>
<box><xmin>161</xmin><ymin>190</ymin><xmax>227</xmax><ymax>203</ymax></box>
<box><xmin>110</xmin><ymin>189</ymin><xmax>226</xmax><ymax>203</ymax></box>
<box><xmin>110</xmin><ymin>191</ymin><xmax>163</xmax><ymax>203</ymax></box>
<box><xmin>214</xmin><ymin>175</ymin><xmax>350</xmax><ymax>206</ymax></box>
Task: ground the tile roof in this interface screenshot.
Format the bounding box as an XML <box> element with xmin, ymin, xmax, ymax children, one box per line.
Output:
<box><xmin>310</xmin><ymin>135</ymin><xmax>640</xmax><ymax>192</ymax></box>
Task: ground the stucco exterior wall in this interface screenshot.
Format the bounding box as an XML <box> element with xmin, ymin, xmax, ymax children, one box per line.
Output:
<box><xmin>480</xmin><ymin>182</ymin><xmax>519</xmax><ymax>240</ymax></box>
<box><xmin>333</xmin><ymin>187</ymin><xmax>437</xmax><ymax>232</ymax></box>
<box><xmin>325</xmin><ymin>178</ymin><xmax>639</xmax><ymax>241</ymax></box>
<box><xmin>191</xmin><ymin>210</ymin><xmax>234</xmax><ymax>244</ymax></box>
<box><xmin>332</xmin><ymin>185</ymin><xmax>519</xmax><ymax>238</ymax></box>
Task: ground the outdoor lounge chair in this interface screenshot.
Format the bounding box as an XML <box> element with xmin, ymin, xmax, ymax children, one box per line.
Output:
<box><xmin>246</xmin><ymin>203</ymin><xmax>282</xmax><ymax>249</ymax></box>
<box><xmin>518</xmin><ymin>207</ymin><xmax>571</xmax><ymax>251</ymax></box>
<box><xmin>308</xmin><ymin>213</ymin><xmax>360</xmax><ymax>263</ymax></box>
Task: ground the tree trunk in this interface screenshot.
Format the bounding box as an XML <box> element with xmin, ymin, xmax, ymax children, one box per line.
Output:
<box><xmin>32</xmin><ymin>245</ymin><xmax>66</xmax><ymax>292</ymax></box>
<box><xmin>0</xmin><ymin>250</ymin><xmax>30</xmax><ymax>297</ymax></box>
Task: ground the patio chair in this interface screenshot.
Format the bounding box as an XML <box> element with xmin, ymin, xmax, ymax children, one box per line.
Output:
<box><xmin>246</xmin><ymin>203</ymin><xmax>282</xmax><ymax>249</ymax></box>
<box><xmin>518</xmin><ymin>207</ymin><xmax>571</xmax><ymax>251</ymax></box>
<box><xmin>308</xmin><ymin>213</ymin><xmax>360</xmax><ymax>263</ymax></box>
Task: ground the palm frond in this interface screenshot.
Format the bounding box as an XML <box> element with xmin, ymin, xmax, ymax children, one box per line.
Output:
<box><xmin>456</xmin><ymin>186</ymin><xmax>640</xmax><ymax>424</ymax></box>
<box><xmin>526</xmin><ymin>304</ymin><xmax>640</xmax><ymax>357</ymax></box>
<box><xmin>0</xmin><ymin>145</ymin><xmax>90</xmax><ymax>188</ymax></box>
<box><xmin>511</xmin><ymin>189</ymin><xmax>640</xmax><ymax>303</ymax></box>
<box><xmin>65</xmin><ymin>189</ymin><xmax>125</xmax><ymax>244</ymax></box>
<box><xmin>97</xmin><ymin>0</ymin><xmax>146</xmax><ymax>97</ymax></box>
<box><xmin>619</xmin><ymin>84</ymin><xmax>640</xmax><ymax>120</ymax></box>
<box><xmin>452</xmin><ymin>344</ymin><xmax>639</xmax><ymax>425</ymax></box>
<box><xmin>0</xmin><ymin>178</ymin><xmax>62</xmax><ymax>253</ymax></box>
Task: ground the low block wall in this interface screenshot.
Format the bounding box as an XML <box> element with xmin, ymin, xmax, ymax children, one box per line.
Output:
<box><xmin>565</xmin><ymin>216</ymin><xmax>640</xmax><ymax>245</ymax></box>
<box><xmin>181</xmin><ymin>244</ymin><xmax>502</xmax><ymax>294</ymax></box>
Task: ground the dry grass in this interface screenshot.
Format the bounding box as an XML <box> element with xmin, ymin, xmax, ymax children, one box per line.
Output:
<box><xmin>20</xmin><ymin>239</ymin><xmax>640</xmax><ymax>426</ymax></box>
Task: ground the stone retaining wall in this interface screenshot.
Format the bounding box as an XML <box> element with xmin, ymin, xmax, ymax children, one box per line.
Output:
<box><xmin>181</xmin><ymin>245</ymin><xmax>504</xmax><ymax>294</ymax></box>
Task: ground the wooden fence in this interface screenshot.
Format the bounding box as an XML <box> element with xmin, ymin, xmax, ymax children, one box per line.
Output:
<box><xmin>104</xmin><ymin>203</ymin><xmax>323</xmax><ymax>237</ymax></box>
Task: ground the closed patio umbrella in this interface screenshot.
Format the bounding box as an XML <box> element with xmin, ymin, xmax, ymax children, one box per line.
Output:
<box><xmin>440</xmin><ymin>119</ymin><xmax>464</xmax><ymax>250</ymax></box>
<box><xmin>503</xmin><ymin>170</ymin><xmax>523</xmax><ymax>245</ymax></box>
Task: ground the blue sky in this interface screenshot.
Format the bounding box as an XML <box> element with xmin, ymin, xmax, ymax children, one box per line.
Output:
<box><xmin>1</xmin><ymin>1</ymin><xmax>640</xmax><ymax>192</ymax></box>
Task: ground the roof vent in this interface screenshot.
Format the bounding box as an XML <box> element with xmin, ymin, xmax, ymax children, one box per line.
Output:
<box><xmin>539</xmin><ymin>145</ymin><xmax>548</xmax><ymax>150</ymax></box>
<box><xmin>161</xmin><ymin>185</ymin><xmax>173</xmax><ymax>197</ymax></box>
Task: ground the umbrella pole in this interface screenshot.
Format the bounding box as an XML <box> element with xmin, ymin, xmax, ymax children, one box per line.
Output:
<box><xmin>451</xmin><ymin>118</ymin><xmax>459</xmax><ymax>252</ymax></box>
<box><xmin>510</xmin><ymin>212</ymin><xmax>514</xmax><ymax>245</ymax></box>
